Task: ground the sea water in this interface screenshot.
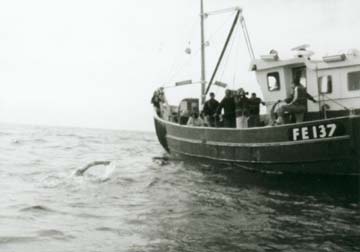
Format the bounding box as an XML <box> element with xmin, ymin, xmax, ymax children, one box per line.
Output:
<box><xmin>0</xmin><ymin>123</ymin><xmax>359</xmax><ymax>252</ymax></box>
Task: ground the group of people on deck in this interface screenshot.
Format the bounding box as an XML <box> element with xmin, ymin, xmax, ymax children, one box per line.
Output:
<box><xmin>152</xmin><ymin>75</ymin><xmax>316</xmax><ymax>128</ymax></box>
<box><xmin>187</xmin><ymin>89</ymin><xmax>265</xmax><ymax>129</ymax></box>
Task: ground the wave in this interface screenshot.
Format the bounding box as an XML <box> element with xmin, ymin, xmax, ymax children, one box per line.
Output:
<box><xmin>37</xmin><ymin>229</ymin><xmax>75</xmax><ymax>240</ymax></box>
<box><xmin>152</xmin><ymin>156</ymin><xmax>171</xmax><ymax>166</ymax></box>
<box><xmin>0</xmin><ymin>236</ymin><xmax>35</xmax><ymax>245</ymax></box>
<box><xmin>95</xmin><ymin>227</ymin><xmax>130</xmax><ymax>236</ymax></box>
<box><xmin>20</xmin><ymin>205</ymin><xmax>54</xmax><ymax>213</ymax></box>
<box><xmin>147</xmin><ymin>177</ymin><xmax>160</xmax><ymax>188</ymax></box>
<box><xmin>0</xmin><ymin>230</ymin><xmax>73</xmax><ymax>245</ymax></box>
<box><xmin>55</xmin><ymin>133</ymin><xmax>89</xmax><ymax>140</ymax></box>
<box><xmin>11</xmin><ymin>139</ymin><xmax>22</xmax><ymax>145</ymax></box>
<box><xmin>33</xmin><ymin>138</ymin><xmax>47</xmax><ymax>143</ymax></box>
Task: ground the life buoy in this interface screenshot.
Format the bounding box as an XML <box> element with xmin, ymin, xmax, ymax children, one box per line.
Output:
<box><xmin>269</xmin><ymin>100</ymin><xmax>282</xmax><ymax>125</ymax></box>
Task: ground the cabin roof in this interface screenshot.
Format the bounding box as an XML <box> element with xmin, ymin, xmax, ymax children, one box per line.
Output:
<box><xmin>250</xmin><ymin>57</ymin><xmax>307</xmax><ymax>71</ymax></box>
<box><xmin>313</xmin><ymin>56</ymin><xmax>360</xmax><ymax>70</ymax></box>
<box><xmin>251</xmin><ymin>54</ymin><xmax>360</xmax><ymax>72</ymax></box>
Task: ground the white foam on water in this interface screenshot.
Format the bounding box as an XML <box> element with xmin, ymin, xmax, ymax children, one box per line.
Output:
<box><xmin>100</xmin><ymin>161</ymin><xmax>117</xmax><ymax>181</ymax></box>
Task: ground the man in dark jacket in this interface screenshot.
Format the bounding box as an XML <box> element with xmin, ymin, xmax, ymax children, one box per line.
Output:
<box><xmin>203</xmin><ymin>92</ymin><xmax>220</xmax><ymax>127</ymax></box>
<box><xmin>217</xmin><ymin>89</ymin><xmax>236</xmax><ymax>128</ymax></box>
<box><xmin>248</xmin><ymin>92</ymin><xmax>265</xmax><ymax>127</ymax></box>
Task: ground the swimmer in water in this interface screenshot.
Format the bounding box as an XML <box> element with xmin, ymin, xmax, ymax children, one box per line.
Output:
<box><xmin>74</xmin><ymin>161</ymin><xmax>111</xmax><ymax>176</ymax></box>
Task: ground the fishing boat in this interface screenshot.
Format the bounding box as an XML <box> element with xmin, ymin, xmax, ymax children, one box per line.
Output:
<box><xmin>153</xmin><ymin>1</ymin><xmax>360</xmax><ymax>176</ymax></box>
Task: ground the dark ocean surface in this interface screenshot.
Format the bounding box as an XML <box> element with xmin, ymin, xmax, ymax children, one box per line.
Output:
<box><xmin>0</xmin><ymin>123</ymin><xmax>359</xmax><ymax>252</ymax></box>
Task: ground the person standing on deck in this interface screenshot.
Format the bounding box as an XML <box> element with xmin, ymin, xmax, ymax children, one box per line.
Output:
<box><xmin>157</xmin><ymin>87</ymin><xmax>171</xmax><ymax>121</ymax></box>
<box><xmin>234</xmin><ymin>88</ymin><xmax>250</xmax><ymax>129</ymax></box>
<box><xmin>276</xmin><ymin>77</ymin><xmax>317</xmax><ymax>125</ymax></box>
<box><xmin>216</xmin><ymin>89</ymin><xmax>236</xmax><ymax>128</ymax></box>
<box><xmin>248</xmin><ymin>92</ymin><xmax>266</xmax><ymax>127</ymax></box>
<box><xmin>151</xmin><ymin>90</ymin><xmax>161</xmax><ymax>117</ymax></box>
<box><xmin>202</xmin><ymin>92</ymin><xmax>220</xmax><ymax>127</ymax></box>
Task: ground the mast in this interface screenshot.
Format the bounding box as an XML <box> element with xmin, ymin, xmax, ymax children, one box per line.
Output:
<box><xmin>200</xmin><ymin>0</ymin><xmax>206</xmax><ymax>105</ymax></box>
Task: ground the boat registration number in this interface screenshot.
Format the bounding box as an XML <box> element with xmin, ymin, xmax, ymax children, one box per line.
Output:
<box><xmin>290</xmin><ymin>123</ymin><xmax>339</xmax><ymax>141</ymax></box>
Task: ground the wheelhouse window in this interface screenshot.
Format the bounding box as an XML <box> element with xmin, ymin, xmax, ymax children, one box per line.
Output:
<box><xmin>318</xmin><ymin>75</ymin><xmax>332</xmax><ymax>94</ymax></box>
<box><xmin>348</xmin><ymin>71</ymin><xmax>360</xmax><ymax>91</ymax></box>
<box><xmin>267</xmin><ymin>72</ymin><xmax>280</xmax><ymax>91</ymax></box>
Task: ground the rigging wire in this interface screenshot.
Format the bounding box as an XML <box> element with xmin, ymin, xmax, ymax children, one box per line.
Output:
<box><xmin>205</xmin><ymin>7</ymin><xmax>240</xmax><ymax>16</ymax></box>
<box><xmin>165</xmin><ymin>12</ymin><xmax>236</xmax><ymax>87</ymax></box>
<box><xmin>163</xmin><ymin>15</ymin><xmax>200</xmax><ymax>86</ymax></box>
<box><xmin>166</xmin><ymin>46</ymin><xmax>202</xmax><ymax>85</ymax></box>
<box><xmin>239</xmin><ymin>16</ymin><xmax>255</xmax><ymax>60</ymax></box>
<box><xmin>202</xmin><ymin>13</ymin><xmax>233</xmax><ymax>98</ymax></box>
<box><xmin>319</xmin><ymin>94</ymin><xmax>352</xmax><ymax>111</ymax></box>
<box><xmin>218</xmin><ymin>22</ymin><xmax>239</xmax><ymax>84</ymax></box>
<box><xmin>205</xmin><ymin>13</ymin><xmax>235</xmax><ymax>44</ymax></box>
<box><xmin>205</xmin><ymin>10</ymin><xmax>241</xmax><ymax>95</ymax></box>
<box><xmin>232</xmin><ymin>24</ymin><xmax>241</xmax><ymax>90</ymax></box>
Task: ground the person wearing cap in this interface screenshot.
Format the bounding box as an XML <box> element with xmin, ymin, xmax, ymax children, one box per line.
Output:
<box><xmin>202</xmin><ymin>92</ymin><xmax>220</xmax><ymax>127</ymax></box>
<box><xmin>248</xmin><ymin>92</ymin><xmax>266</xmax><ymax>127</ymax></box>
<box><xmin>217</xmin><ymin>89</ymin><xmax>236</xmax><ymax>128</ymax></box>
<box><xmin>234</xmin><ymin>88</ymin><xmax>250</xmax><ymax>129</ymax></box>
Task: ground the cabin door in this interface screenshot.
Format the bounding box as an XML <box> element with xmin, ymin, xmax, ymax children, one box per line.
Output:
<box><xmin>292</xmin><ymin>66</ymin><xmax>308</xmax><ymax>111</ymax></box>
<box><xmin>292</xmin><ymin>66</ymin><xmax>307</xmax><ymax>87</ymax></box>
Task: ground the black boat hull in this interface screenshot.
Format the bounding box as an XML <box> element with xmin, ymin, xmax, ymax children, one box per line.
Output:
<box><xmin>154</xmin><ymin>115</ymin><xmax>360</xmax><ymax>176</ymax></box>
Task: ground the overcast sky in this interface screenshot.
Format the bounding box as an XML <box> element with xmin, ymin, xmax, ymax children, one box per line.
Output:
<box><xmin>0</xmin><ymin>0</ymin><xmax>359</xmax><ymax>131</ymax></box>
